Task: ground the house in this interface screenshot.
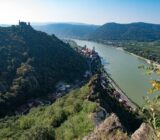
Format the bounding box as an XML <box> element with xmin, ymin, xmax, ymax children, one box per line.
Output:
<box><xmin>56</xmin><ymin>82</ymin><xmax>66</xmax><ymax>92</ymax></box>
<box><xmin>16</xmin><ymin>104</ymin><xmax>29</xmax><ymax>115</ymax></box>
<box><xmin>113</xmin><ymin>91</ymin><xmax>121</xmax><ymax>99</ymax></box>
<box><xmin>84</xmin><ymin>70</ymin><xmax>92</xmax><ymax>78</ymax></box>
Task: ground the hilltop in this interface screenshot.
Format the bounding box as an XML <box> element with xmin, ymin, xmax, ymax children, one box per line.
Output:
<box><xmin>0</xmin><ymin>22</ymin><xmax>88</xmax><ymax>116</ymax></box>
<box><xmin>88</xmin><ymin>22</ymin><xmax>160</xmax><ymax>42</ymax></box>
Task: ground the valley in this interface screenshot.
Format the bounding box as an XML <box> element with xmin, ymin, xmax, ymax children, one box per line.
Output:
<box><xmin>0</xmin><ymin>0</ymin><xmax>160</xmax><ymax>139</ymax></box>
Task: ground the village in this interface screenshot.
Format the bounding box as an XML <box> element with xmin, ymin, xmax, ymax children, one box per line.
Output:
<box><xmin>76</xmin><ymin>45</ymin><xmax>137</xmax><ymax>111</ymax></box>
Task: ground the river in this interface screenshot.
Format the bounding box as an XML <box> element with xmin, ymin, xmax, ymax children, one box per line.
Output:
<box><xmin>74</xmin><ymin>39</ymin><xmax>159</xmax><ymax>106</ymax></box>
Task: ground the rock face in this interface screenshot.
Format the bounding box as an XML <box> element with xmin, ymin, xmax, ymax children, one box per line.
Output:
<box><xmin>83</xmin><ymin>113</ymin><xmax>129</xmax><ymax>140</ymax></box>
<box><xmin>131</xmin><ymin>123</ymin><xmax>156</xmax><ymax>140</ymax></box>
<box><xmin>84</xmin><ymin>113</ymin><xmax>157</xmax><ymax>140</ymax></box>
<box><xmin>92</xmin><ymin>106</ymin><xmax>109</xmax><ymax>126</ymax></box>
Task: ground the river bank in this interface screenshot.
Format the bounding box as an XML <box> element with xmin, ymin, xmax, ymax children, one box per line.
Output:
<box><xmin>103</xmin><ymin>70</ymin><xmax>138</xmax><ymax>110</ymax></box>
<box><xmin>74</xmin><ymin>39</ymin><xmax>158</xmax><ymax>106</ymax></box>
<box><xmin>130</xmin><ymin>52</ymin><xmax>160</xmax><ymax>69</ymax></box>
<box><xmin>116</xmin><ymin>46</ymin><xmax>160</xmax><ymax>68</ymax></box>
<box><xmin>86</xmin><ymin>39</ymin><xmax>160</xmax><ymax>69</ymax></box>
<box><xmin>69</xmin><ymin>39</ymin><xmax>138</xmax><ymax>110</ymax></box>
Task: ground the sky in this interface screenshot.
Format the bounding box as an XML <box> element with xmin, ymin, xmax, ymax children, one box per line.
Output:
<box><xmin>0</xmin><ymin>0</ymin><xmax>160</xmax><ymax>25</ymax></box>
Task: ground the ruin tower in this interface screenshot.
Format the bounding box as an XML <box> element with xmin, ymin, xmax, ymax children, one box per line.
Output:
<box><xmin>92</xmin><ymin>46</ymin><xmax>95</xmax><ymax>52</ymax></box>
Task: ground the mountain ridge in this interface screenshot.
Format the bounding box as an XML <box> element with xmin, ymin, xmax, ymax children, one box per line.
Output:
<box><xmin>33</xmin><ymin>23</ymin><xmax>99</xmax><ymax>39</ymax></box>
<box><xmin>89</xmin><ymin>22</ymin><xmax>160</xmax><ymax>41</ymax></box>
<box><xmin>33</xmin><ymin>22</ymin><xmax>160</xmax><ymax>41</ymax></box>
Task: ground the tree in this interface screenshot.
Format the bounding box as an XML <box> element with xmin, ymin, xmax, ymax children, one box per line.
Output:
<box><xmin>140</xmin><ymin>63</ymin><xmax>160</xmax><ymax>138</ymax></box>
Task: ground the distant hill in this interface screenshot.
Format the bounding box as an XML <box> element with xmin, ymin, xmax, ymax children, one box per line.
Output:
<box><xmin>0</xmin><ymin>24</ymin><xmax>10</xmax><ymax>27</ymax></box>
<box><xmin>0</xmin><ymin>22</ymin><xmax>88</xmax><ymax>116</ymax></box>
<box><xmin>33</xmin><ymin>23</ymin><xmax>99</xmax><ymax>39</ymax></box>
<box><xmin>88</xmin><ymin>22</ymin><xmax>160</xmax><ymax>41</ymax></box>
<box><xmin>34</xmin><ymin>22</ymin><xmax>160</xmax><ymax>41</ymax></box>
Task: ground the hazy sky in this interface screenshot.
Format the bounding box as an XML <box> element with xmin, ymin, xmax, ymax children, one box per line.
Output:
<box><xmin>0</xmin><ymin>0</ymin><xmax>160</xmax><ymax>25</ymax></box>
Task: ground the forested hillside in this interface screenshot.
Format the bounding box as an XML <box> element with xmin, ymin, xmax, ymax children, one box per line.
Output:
<box><xmin>89</xmin><ymin>22</ymin><xmax>160</xmax><ymax>42</ymax></box>
<box><xmin>0</xmin><ymin>22</ymin><xmax>88</xmax><ymax>116</ymax></box>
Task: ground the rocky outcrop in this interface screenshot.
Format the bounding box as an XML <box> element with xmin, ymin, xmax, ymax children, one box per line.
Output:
<box><xmin>92</xmin><ymin>108</ymin><xmax>108</xmax><ymax>126</ymax></box>
<box><xmin>85</xmin><ymin>75</ymin><xmax>157</xmax><ymax>140</ymax></box>
<box><xmin>83</xmin><ymin>113</ymin><xmax>129</xmax><ymax>140</ymax></box>
<box><xmin>84</xmin><ymin>113</ymin><xmax>157</xmax><ymax>140</ymax></box>
<box><xmin>131</xmin><ymin>123</ymin><xmax>157</xmax><ymax>140</ymax></box>
<box><xmin>87</xmin><ymin>74</ymin><xmax>143</xmax><ymax>133</ymax></box>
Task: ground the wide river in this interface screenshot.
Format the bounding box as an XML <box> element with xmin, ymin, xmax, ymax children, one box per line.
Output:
<box><xmin>74</xmin><ymin>39</ymin><xmax>158</xmax><ymax>106</ymax></box>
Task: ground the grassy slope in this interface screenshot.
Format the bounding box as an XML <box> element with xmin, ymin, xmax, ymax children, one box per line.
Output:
<box><xmin>0</xmin><ymin>73</ymin><xmax>145</xmax><ymax>140</ymax></box>
<box><xmin>0</xmin><ymin>83</ymin><xmax>97</xmax><ymax>140</ymax></box>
